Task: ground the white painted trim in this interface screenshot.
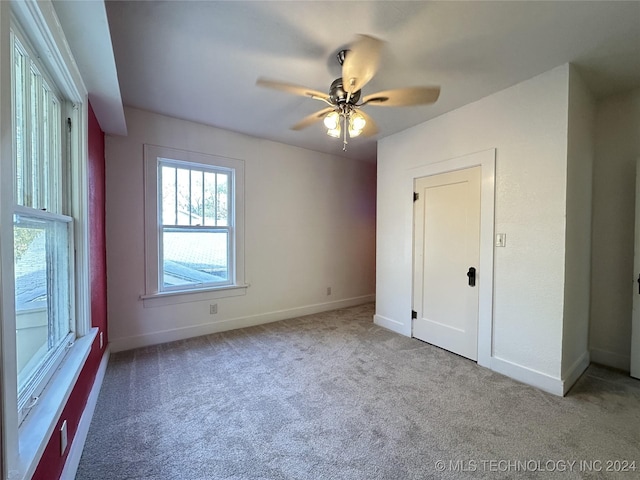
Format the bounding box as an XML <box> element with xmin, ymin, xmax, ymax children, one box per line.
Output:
<box><xmin>11</xmin><ymin>0</ymin><xmax>86</xmax><ymax>102</ymax></box>
<box><xmin>1</xmin><ymin>3</ymin><xmax>92</xmax><ymax>477</ymax></box>
<box><xmin>60</xmin><ymin>347</ymin><xmax>110</xmax><ymax>480</ymax></box>
<box><xmin>562</xmin><ymin>351</ymin><xmax>590</xmax><ymax>395</ymax></box>
<box><xmin>141</xmin><ymin>283</ymin><xmax>248</xmax><ymax>308</ymax></box>
<box><xmin>491</xmin><ymin>356</ymin><xmax>564</xmax><ymax>396</ymax></box>
<box><xmin>16</xmin><ymin>328</ymin><xmax>97</xmax><ymax>480</ymax></box>
<box><xmin>111</xmin><ymin>295</ymin><xmax>375</xmax><ymax>352</ymax></box>
<box><xmin>70</xmin><ymin>101</ymin><xmax>91</xmax><ymax>338</ymax></box>
<box><xmin>1</xmin><ymin>1</ymin><xmax>20</xmax><ymax>470</ymax></box>
<box><xmin>631</xmin><ymin>157</ymin><xmax>640</xmax><ymax>379</ymax></box>
<box><xmin>143</xmin><ymin>144</ymin><xmax>246</xmax><ymax>298</ymax></box>
<box><xmin>590</xmin><ymin>347</ymin><xmax>630</xmax><ymax>372</ymax></box>
<box><xmin>374</xmin><ymin>314</ymin><xmax>411</xmax><ymax>336</ymax></box>
<box><xmin>407</xmin><ymin>149</ymin><xmax>496</xmax><ymax>368</ymax></box>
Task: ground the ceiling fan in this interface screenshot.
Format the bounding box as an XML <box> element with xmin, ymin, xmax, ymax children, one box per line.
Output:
<box><xmin>257</xmin><ymin>34</ymin><xmax>440</xmax><ymax>151</ymax></box>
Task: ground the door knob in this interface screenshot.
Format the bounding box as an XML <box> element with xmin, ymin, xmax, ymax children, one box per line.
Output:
<box><xmin>637</xmin><ymin>273</ymin><xmax>640</xmax><ymax>294</ymax></box>
<box><xmin>467</xmin><ymin>267</ymin><xmax>476</xmax><ymax>287</ymax></box>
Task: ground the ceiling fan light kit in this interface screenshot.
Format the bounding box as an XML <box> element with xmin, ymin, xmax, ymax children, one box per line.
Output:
<box><xmin>323</xmin><ymin>111</ymin><xmax>340</xmax><ymax>130</ymax></box>
<box><xmin>257</xmin><ymin>34</ymin><xmax>441</xmax><ymax>151</ymax></box>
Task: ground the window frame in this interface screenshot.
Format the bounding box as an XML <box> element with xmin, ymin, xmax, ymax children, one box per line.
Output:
<box><xmin>143</xmin><ymin>144</ymin><xmax>247</xmax><ymax>307</ymax></box>
<box><xmin>13</xmin><ymin>207</ymin><xmax>76</xmax><ymax>426</ymax></box>
<box><xmin>0</xmin><ymin>1</ymin><xmax>93</xmax><ymax>479</ymax></box>
<box><xmin>11</xmin><ymin>25</ymin><xmax>77</xmax><ymax>425</ymax></box>
<box><xmin>157</xmin><ymin>158</ymin><xmax>234</xmax><ymax>292</ymax></box>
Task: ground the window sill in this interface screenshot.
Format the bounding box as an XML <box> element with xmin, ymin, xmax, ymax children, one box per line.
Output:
<box><xmin>141</xmin><ymin>284</ymin><xmax>248</xmax><ymax>308</ymax></box>
<box><xmin>14</xmin><ymin>327</ymin><xmax>98</xmax><ymax>480</ymax></box>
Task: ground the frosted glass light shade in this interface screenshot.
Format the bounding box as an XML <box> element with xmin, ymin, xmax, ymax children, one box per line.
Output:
<box><xmin>350</xmin><ymin>112</ymin><xmax>366</xmax><ymax>132</ymax></box>
<box><xmin>323</xmin><ymin>111</ymin><xmax>340</xmax><ymax>130</ymax></box>
<box><xmin>327</xmin><ymin>126</ymin><xmax>341</xmax><ymax>138</ymax></box>
<box><xmin>348</xmin><ymin>127</ymin><xmax>362</xmax><ymax>138</ymax></box>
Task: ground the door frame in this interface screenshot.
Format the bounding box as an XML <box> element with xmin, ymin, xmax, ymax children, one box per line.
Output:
<box><xmin>408</xmin><ymin>149</ymin><xmax>496</xmax><ymax>367</ymax></box>
<box><xmin>631</xmin><ymin>157</ymin><xmax>640</xmax><ymax>379</ymax></box>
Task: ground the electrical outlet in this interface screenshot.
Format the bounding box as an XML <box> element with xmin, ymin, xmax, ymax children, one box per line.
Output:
<box><xmin>326</xmin><ymin>287</ymin><xmax>332</xmax><ymax>296</ymax></box>
<box><xmin>60</xmin><ymin>420</ymin><xmax>68</xmax><ymax>456</ymax></box>
<box><xmin>210</xmin><ymin>304</ymin><xmax>218</xmax><ymax>314</ymax></box>
<box><xmin>99</xmin><ymin>331</ymin><xmax>104</xmax><ymax>349</ymax></box>
<box><xmin>496</xmin><ymin>233</ymin><xmax>507</xmax><ymax>247</ymax></box>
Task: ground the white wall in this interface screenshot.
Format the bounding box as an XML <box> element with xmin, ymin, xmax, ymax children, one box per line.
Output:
<box><xmin>376</xmin><ymin>65</ymin><xmax>572</xmax><ymax>393</ymax></box>
<box><xmin>561</xmin><ymin>66</ymin><xmax>594</xmax><ymax>382</ymax></box>
<box><xmin>106</xmin><ymin>107</ymin><xmax>376</xmax><ymax>351</ymax></box>
<box><xmin>590</xmin><ymin>88</ymin><xmax>640</xmax><ymax>370</ymax></box>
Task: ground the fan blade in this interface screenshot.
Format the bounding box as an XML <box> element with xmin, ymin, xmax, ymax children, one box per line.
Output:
<box><xmin>342</xmin><ymin>34</ymin><xmax>384</xmax><ymax>95</ymax></box>
<box><xmin>361</xmin><ymin>86</ymin><xmax>440</xmax><ymax>107</ymax></box>
<box><xmin>357</xmin><ymin>109</ymin><xmax>379</xmax><ymax>137</ymax></box>
<box><xmin>256</xmin><ymin>77</ymin><xmax>330</xmax><ymax>101</ymax></box>
<box><xmin>291</xmin><ymin>107</ymin><xmax>335</xmax><ymax>131</ymax></box>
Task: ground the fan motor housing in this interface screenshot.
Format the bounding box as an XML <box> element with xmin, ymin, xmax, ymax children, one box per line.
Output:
<box><xmin>329</xmin><ymin>78</ymin><xmax>361</xmax><ymax>105</ymax></box>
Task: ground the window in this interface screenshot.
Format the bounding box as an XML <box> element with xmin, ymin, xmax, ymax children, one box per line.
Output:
<box><xmin>14</xmin><ymin>212</ymin><xmax>73</xmax><ymax>422</ymax></box>
<box><xmin>12</xmin><ymin>29</ymin><xmax>75</xmax><ymax>425</ymax></box>
<box><xmin>144</xmin><ymin>145</ymin><xmax>246</xmax><ymax>303</ymax></box>
<box><xmin>160</xmin><ymin>160</ymin><xmax>232</xmax><ymax>290</ymax></box>
<box><xmin>1</xmin><ymin>3</ymin><xmax>94</xmax><ymax>478</ymax></box>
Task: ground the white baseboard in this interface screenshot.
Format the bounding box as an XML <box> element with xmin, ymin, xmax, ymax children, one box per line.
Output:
<box><xmin>60</xmin><ymin>347</ymin><xmax>110</xmax><ymax>480</ymax></box>
<box><xmin>111</xmin><ymin>295</ymin><xmax>375</xmax><ymax>352</ymax></box>
<box><xmin>490</xmin><ymin>356</ymin><xmax>564</xmax><ymax>396</ymax></box>
<box><xmin>589</xmin><ymin>347</ymin><xmax>630</xmax><ymax>371</ymax></box>
<box><xmin>562</xmin><ymin>351</ymin><xmax>590</xmax><ymax>395</ymax></box>
<box><xmin>373</xmin><ymin>314</ymin><xmax>410</xmax><ymax>336</ymax></box>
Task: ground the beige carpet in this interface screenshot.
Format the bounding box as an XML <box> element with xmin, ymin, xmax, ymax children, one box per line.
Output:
<box><xmin>76</xmin><ymin>303</ymin><xmax>640</xmax><ymax>479</ymax></box>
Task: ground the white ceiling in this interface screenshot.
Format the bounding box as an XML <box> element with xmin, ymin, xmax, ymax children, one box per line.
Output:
<box><xmin>80</xmin><ymin>1</ymin><xmax>640</xmax><ymax>161</ymax></box>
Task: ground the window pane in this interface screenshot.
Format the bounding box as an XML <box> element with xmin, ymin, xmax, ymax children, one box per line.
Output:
<box><xmin>50</xmin><ymin>96</ymin><xmax>61</xmax><ymax>212</ymax></box>
<box><xmin>203</xmin><ymin>171</ymin><xmax>216</xmax><ymax>226</ymax></box>
<box><xmin>42</xmin><ymin>86</ymin><xmax>50</xmax><ymax>209</ymax></box>
<box><xmin>176</xmin><ymin>168</ymin><xmax>191</xmax><ymax>226</ymax></box>
<box><xmin>30</xmin><ymin>68</ymin><xmax>40</xmax><ymax>209</ymax></box>
<box><xmin>216</xmin><ymin>173</ymin><xmax>229</xmax><ymax>226</ymax></box>
<box><xmin>162</xmin><ymin>229</ymin><xmax>228</xmax><ymax>288</ymax></box>
<box><xmin>15</xmin><ymin>52</ymin><xmax>62</xmax><ymax>213</ymax></box>
<box><xmin>161</xmin><ymin>165</ymin><xmax>177</xmax><ymax>225</ymax></box>
<box><xmin>14</xmin><ymin>46</ymin><xmax>27</xmax><ymax>205</ymax></box>
<box><xmin>190</xmin><ymin>169</ymin><xmax>203</xmax><ymax>225</ymax></box>
<box><xmin>14</xmin><ymin>214</ymin><xmax>72</xmax><ymax>392</ymax></box>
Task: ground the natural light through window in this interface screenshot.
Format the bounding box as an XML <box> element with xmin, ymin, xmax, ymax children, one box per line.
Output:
<box><xmin>14</xmin><ymin>214</ymin><xmax>73</xmax><ymax>394</ymax></box>
<box><xmin>12</xmin><ymin>29</ymin><xmax>76</xmax><ymax>424</ymax></box>
<box><xmin>2</xmin><ymin>4</ymin><xmax>93</xmax><ymax>478</ymax></box>
<box><xmin>159</xmin><ymin>160</ymin><xmax>232</xmax><ymax>290</ymax></box>
<box><xmin>143</xmin><ymin>144</ymin><xmax>245</xmax><ymax>303</ymax></box>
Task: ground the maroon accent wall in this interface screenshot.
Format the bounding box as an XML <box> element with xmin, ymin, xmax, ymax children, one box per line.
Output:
<box><xmin>32</xmin><ymin>102</ymin><xmax>107</xmax><ymax>480</ymax></box>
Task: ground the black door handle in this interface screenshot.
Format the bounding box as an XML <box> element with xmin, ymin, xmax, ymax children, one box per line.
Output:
<box><xmin>467</xmin><ymin>267</ymin><xmax>476</xmax><ymax>287</ymax></box>
<box><xmin>637</xmin><ymin>273</ymin><xmax>640</xmax><ymax>294</ymax></box>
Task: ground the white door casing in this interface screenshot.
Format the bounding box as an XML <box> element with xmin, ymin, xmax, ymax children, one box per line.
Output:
<box><xmin>413</xmin><ymin>166</ymin><xmax>481</xmax><ymax>360</ymax></box>
<box><xmin>631</xmin><ymin>158</ymin><xmax>640</xmax><ymax>379</ymax></box>
<box><xmin>407</xmin><ymin>149</ymin><xmax>495</xmax><ymax>367</ymax></box>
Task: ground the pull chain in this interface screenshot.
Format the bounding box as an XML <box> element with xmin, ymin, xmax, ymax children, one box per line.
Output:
<box><xmin>342</xmin><ymin>112</ymin><xmax>348</xmax><ymax>151</ymax></box>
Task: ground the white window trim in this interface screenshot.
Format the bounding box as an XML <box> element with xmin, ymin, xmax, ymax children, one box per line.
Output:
<box><xmin>157</xmin><ymin>158</ymin><xmax>234</xmax><ymax>291</ymax></box>
<box><xmin>143</xmin><ymin>144</ymin><xmax>247</xmax><ymax>307</ymax></box>
<box><xmin>0</xmin><ymin>1</ymin><xmax>90</xmax><ymax>479</ymax></box>
<box><xmin>13</xmin><ymin>207</ymin><xmax>77</xmax><ymax>426</ymax></box>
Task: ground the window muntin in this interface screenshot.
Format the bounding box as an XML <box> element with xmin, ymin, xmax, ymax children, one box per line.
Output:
<box><xmin>143</xmin><ymin>145</ymin><xmax>245</xmax><ymax>303</ymax></box>
<box><xmin>14</xmin><ymin>36</ymin><xmax>62</xmax><ymax>213</ymax></box>
<box><xmin>158</xmin><ymin>159</ymin><xmax>234</xmax><ymax>291</ymax></box>
<box><xmin>11</xmin><ymin>28</ymin><xmax>74</xmax><ymax>424</ymax></box>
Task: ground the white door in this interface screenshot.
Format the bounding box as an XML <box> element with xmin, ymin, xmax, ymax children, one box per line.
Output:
<box><xmin>413</xmin><ymin>166</ymin><xmax>481</xmax><ymax>361</ymax></box>
<box><xmin>631</xmin><ymin>158</ymin><xmax>640</xmax><ymax>379</ymax></box>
